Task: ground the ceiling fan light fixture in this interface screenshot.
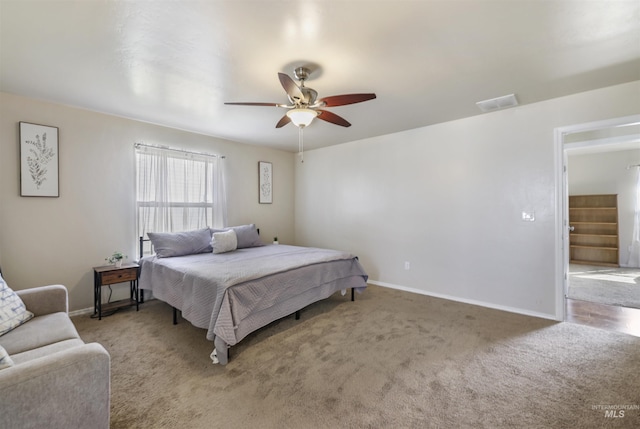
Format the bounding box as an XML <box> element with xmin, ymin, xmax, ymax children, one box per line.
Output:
<box><xmin>286</xmin><ymin>108</ymin><xmax>318</xmax><ymax>127</ymax></box>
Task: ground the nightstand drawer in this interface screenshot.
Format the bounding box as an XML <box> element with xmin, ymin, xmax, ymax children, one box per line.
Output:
<box><xmin>100</xmin><ymin>267</ymin><xmax>138</xmax><ymax>285</ymax></box>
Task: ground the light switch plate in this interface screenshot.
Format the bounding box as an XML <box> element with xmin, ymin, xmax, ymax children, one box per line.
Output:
<box><xmin>522</xmin><ymin>211</ymin><xmax>535</xmax><ymax>222</ymax></box>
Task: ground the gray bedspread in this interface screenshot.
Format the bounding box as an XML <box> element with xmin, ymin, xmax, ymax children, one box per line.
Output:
<box><xmin>138</xmin><ymin>244</ymin><xmax>368</xmax><ymax>353</ymax></box>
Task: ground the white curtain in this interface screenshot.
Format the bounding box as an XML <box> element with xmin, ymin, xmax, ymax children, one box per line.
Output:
<box><xmin>627</xmin><ymin>167</ymin><xmax>640</xmax><ymax>267</ymax></box>
<box><xmin>212</xmin><ymin>154</ymin><xmax>228</xmax><ymax>229</ymax></box>
<box><xmin>135</xmin><ymin>145</ymin><xmax>227</xmax><ymax>240</ymax></box>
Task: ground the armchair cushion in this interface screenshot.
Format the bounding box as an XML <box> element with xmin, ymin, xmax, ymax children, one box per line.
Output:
<box><xmin>0</xmin><ymin>312</ymin><xmax>80</xmax><ymax>355</ymax></box>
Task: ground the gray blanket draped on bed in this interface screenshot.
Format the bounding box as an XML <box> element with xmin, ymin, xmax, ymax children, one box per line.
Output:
<box><xmin>138</xmin><ymin>244</ymin><xmax>368</xmax><ymax>349</ymax></box>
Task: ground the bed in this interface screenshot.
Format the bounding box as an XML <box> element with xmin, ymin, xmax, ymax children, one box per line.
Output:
<box><xmin>137</xmin><ymin>225</ymin><xmax>368</xmax><ymax>364</ymax></box>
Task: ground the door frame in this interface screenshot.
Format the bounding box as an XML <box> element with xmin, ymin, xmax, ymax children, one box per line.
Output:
<box><xmin>554</xmin><ymin>114</ymin><xmax>640</xmax><ymax>321</ymax></box>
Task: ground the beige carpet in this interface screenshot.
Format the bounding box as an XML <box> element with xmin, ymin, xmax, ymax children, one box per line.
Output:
<box><xmin>73</xmin><ymin>285</ymin><xmax>640</xmax><ymax>428</ymax></box>
<box><xmin>568</xmin><ymin>264</ymin><xmax>640</xmax><ymax>309</ymax></box>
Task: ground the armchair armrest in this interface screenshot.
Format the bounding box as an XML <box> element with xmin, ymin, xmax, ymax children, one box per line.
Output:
<box><xmin>16</xmin><ymin>285</ymin><xmax>68</xmax><ymax>316</ymax></box>
<box><xmin>0</xmin><ymin>343</ymin><xmax>110</xmax><ymax>429</ymax></box>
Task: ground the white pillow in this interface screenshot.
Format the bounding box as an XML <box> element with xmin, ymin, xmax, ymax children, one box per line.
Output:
<box><xmin>211</xmin><ymin>230</ymin><xmax>238</xmax><ymax>254</ymax></box>
<box><xmin>0</xmin><ymin>345</ymin><xmax>14</xmax><ymax>370</ymax></box>
<box><xmin>0</xmin><ymin>273</ymin><xmax>34</xmax><ymax>337</ymax></box>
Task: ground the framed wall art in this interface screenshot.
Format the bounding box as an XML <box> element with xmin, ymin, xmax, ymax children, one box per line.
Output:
<box><xmin>20</xmin><ymin>122</ymin><xmax>59</xmax><ymax>197</ymax></box>
<box><xmin>259</xmin><ymin>161</ymin><xmax>272</xmax><ymax>204</ymax></box>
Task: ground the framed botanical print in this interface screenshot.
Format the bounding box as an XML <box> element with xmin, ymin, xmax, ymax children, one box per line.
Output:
<box><xmin>259</xmin><ymin>161</ymin><xmax>272</xmax><ymax>204</ymax></box>
<box><xmin>20</xmin><ymin>122</ymin><xmax>59</xmax><ymax>197</ymax></box>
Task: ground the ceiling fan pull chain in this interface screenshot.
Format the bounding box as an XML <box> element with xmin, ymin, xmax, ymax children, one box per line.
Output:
<box><xmin>298</xmin><ymin>126</ymin><xmax>304</xmax><ymax>163</ymax></box>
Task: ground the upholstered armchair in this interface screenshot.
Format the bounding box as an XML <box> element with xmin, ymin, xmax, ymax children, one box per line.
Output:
<box><xmin>0</xmin><ymin>270</ymin><xmax>111</xmax><ymax>429</ymax></box>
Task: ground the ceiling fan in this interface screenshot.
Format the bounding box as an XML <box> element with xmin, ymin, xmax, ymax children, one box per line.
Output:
<box><xmin>224</xmin><ymin>66</ymin><xmax>376</xmax><ymax>129</ymax></box>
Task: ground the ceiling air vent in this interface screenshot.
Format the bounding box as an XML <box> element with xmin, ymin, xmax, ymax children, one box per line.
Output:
<box><xmin>476</xmin><ymin>94</ymin><xmax>518</xmax><ymax>112</ymax></box>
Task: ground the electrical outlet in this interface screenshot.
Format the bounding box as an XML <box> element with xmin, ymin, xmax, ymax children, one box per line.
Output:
<box><xmin>404</xmin><ymin>261</ymin><xmax>410</xmax><ymax>270</ymax></box>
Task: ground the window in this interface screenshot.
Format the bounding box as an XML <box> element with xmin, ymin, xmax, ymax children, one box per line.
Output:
<box><xmin>135</xmin><ymin>144</ymin><xmax>227</xmax><ymax>240</ymax></box>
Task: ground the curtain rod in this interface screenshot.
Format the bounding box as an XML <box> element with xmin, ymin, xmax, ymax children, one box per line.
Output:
<box><xmin>627</xmin><ymin>164</ymin><xmax>640</xmax><ymax>169</ymax></box>
<box><xmin>134</xmin><ymin>142</ymin><xmax>225</xmax><ymax>159</ymax></box>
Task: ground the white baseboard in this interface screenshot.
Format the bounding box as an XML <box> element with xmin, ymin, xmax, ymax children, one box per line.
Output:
<box><xmin>368</xmin><ymin>280</ymin><xmax>557</xmax><ymax>321</ymax></box>
<box><xmin>71</xmin><ymin>286</ymin><xmax>554</xmax><ymax>322</ymax></box>
<box><xmin>69</xmin><ymin>296</ymin><xmax>157</xmax><ymax>318</ymax></box>
<box><xmin>69</xmin><ymin>307</ymin><xmax>93</xmax><ymax>317</ymax></box>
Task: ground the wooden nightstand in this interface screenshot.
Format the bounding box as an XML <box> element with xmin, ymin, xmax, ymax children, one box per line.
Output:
<box><xmin>93</xmin><ymin>263</ymin><xmax>140</xmax><ymax>320</ymax></box>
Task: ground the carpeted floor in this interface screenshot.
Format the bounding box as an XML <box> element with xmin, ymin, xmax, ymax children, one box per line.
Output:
<box><xmin>568</xmin><ymin>264</ymin><xmax>640</xmax><ymax>309</ymax></box>
<box><xmin>73</xmin><ymin>285</ymin><xmax>640</xmax><ymax>428</ymax></box>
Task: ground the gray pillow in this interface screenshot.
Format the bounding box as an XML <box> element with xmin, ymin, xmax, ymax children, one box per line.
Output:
<box><xmin>211</xmin><ymin>224</ymin><xmax>263</xmax><ymax>249</ymax></box>
<box><xmin>147</xmin><ymin>228</ymin><xmax>213</xmax><ymax>258</ymax></box>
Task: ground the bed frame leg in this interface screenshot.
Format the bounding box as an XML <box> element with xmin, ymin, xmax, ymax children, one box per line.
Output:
<box><xmin>295</xmin><ymin>310</ymin><xmax>300</xmax><ymax>320</ymax></box>
<box><xmin>351</xmin><ymin>288</ymin><xmax>355</xmax><ymax>302</ymax></box>
<box><xmin>173</xmin><ymin>307</ymin><xmax>178</xmax><ymax>325</ymax></box>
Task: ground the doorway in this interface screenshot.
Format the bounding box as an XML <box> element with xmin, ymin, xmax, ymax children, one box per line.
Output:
<box><xmin>555</xmin><ymin>115</ymin><xmax>640</xmax><ymax>335</ymax></box>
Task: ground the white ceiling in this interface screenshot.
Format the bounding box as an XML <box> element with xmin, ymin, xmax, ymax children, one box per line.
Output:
<box><xmin>1</xmin><ymin>0</ymin><xmax>639</xmax><ymax>153</ymax></box>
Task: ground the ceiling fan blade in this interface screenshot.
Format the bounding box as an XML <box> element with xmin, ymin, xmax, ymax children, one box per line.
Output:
<box><xmin>275</xmin><ymin>114</ymin><xmax>291</xmax><ymax>128</ymax></box>
<box><xmin>224</xmin><ymin>102</ymin><xmax>282</xmax><ymax>107</ymax></box>
<box><xmin>317</xmin><ymin>110</ymin><xmax>351</xmax><ymax>127</ymax></box>
<box><xmin>318</xmin><ymin>93</ymin><xmax>377</xmax><ymax>107</ymax></box>
<box><xmin>278</xmin><ymin>73</ymin><xmax>304</xmax><ymax>103</ymax></box>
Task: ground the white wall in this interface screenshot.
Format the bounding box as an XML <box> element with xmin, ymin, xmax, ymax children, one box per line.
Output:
<box><xmin>0</xmin><ymin>92</ymin><xmax>294</xmax><ymax>311</ymax></box>
<box><xmin>568</xmin><ymin>149</ymin><xmax>640</xmax><ymax>267</ymax></box>
<box><xmin>3</xmin><ymin>82</ymin><xmax>638</xmax><ymax>317</ymax></box>
<box><xmin>294</xmin><ymin>81</ymin><xmax>640</xmax><ymax>319</ymax></box>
